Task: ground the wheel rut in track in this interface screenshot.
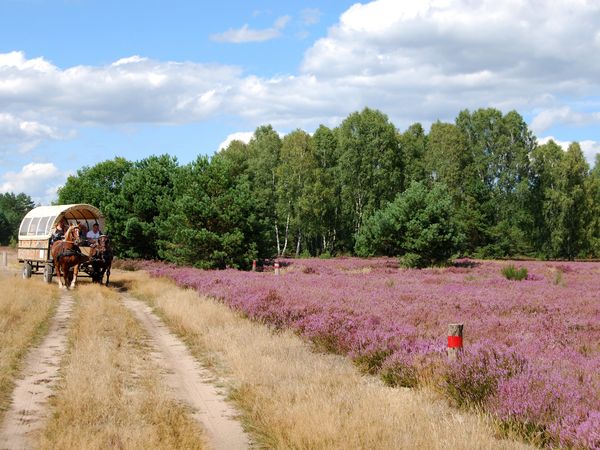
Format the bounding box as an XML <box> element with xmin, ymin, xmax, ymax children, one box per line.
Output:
<box><xmin>0</xmin><ymin>292</ymin><xmax>74</xmax><ymax>450</ymax></box>
<box><xmin>121</xmin><ymin>293</ymin><xmax>250</xmax><ymax>450</ymax></box>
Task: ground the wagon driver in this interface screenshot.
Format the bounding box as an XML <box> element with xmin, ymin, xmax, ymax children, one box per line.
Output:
<box><xmin>50</xmin><ymin>218</ymin><xmax>69</xmax><ymax>244</ymax></box>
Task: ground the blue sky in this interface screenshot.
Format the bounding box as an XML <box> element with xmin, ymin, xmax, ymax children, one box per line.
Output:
<box><xmin>0</xmin><ymin>1</ymin><xmax>342</xmax><ymax>73</ymax></box>
<box><xmin>1</xmin><ymin>0</ymin><xmax>599</xmax><ymax>203</ymax></box>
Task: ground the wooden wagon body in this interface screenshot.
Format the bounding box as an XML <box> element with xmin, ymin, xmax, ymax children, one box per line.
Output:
<box><xmin>18</xmin><ymin>204</ymin><xmax>105</xmax><ymax>281</ymax></box>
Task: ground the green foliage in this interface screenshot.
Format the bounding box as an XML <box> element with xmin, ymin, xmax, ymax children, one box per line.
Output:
<box><xmin>245</xmin><ymin>125</ymin><xmax>282</xmax><ymax>255</ymax></box>
<box><xmin>337</xmin><ymin>108</ymin><xmax>402</xmax><ymax>236</ymax></box>
<box><xmin>501</xmin><ymin>264</ymin><xmax>528</xmax><ymax>281</ymax></box>
<box><xmin>355</xmin><ymin>181</ymin><xmax>465</xmax><ymax>267</ymax></box>
<box><xmin>57</xmin><ymin>157</ymin><xmax>133</xmax><ymax>210</ymax></box>
<box><xmin>307</xmin><ymin>125</ymin><xmax>341</xmax><ymax>254</ymax></box>
<box><xmin>276</xmin><ymin>129</ymin><xmax>317</xmax><ymax>257</ymax></box>
<box><xmin>0</xmin><ymin>192</ymin><xmax>35</xmax><ymax>245</ymax></box>
<box><xmin>529</xmin><ymin>142</ymin><xmax>592</xmax><ymax>260</ymax></box>
<box><xmin>426</xmin><ymin>121</ymin><xmax>470</xmax><ymax>190</ymax></box>
<box><xmin>51</xmin><ymin>106</ymin><xmax>600</xmax><ymax>264</ymax></box>
<box><xmin>398</xmin><ymin>123</ymin><xmax>427</xmax><ymax>186</ymax></box>
<box><xmin>0</xmin><ymin>210</ymin><xmax>11</xmax><ymax>244</ymax></box>
<box><xmin>399</xmin><ymin>253</ymin><xmax>424</xmax><ymax>269</ymax></box>
<box><xmin>554</xmin><ymin>143</ymin><xmax>591</xmax><ymax>259</ymax></box>
<box><xmin>453</xmin><ymin>109</ymin><xmax>535</xmax><ymax>256</ymax></box>
<box><xmin>107</xmin><ymin>154</ymin><xmax>179</xmax><ymax>259</ymax></box>
<box><xmin>157</xmin><ymin>156</ymin><xmax>266</xmax><ymax>269</ymax></box>
<box><xmin>476</xmin><ymin>218</ymin><xmax>531</xmax><ymax>259</ymax></box>
<box><xmin>588</xmin><ymin>155</ymin><xmax>600</xmax><ymax>257</ymax></box>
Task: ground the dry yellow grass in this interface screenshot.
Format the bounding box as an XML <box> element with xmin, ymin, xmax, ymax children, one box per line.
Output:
<box><xmin>0</xmin><ymin>272</ymin><xmax>58</xmax><ymax>420</ymax></box>
<box><xmin>38</xmin><ymin>283</ymin><xmax>206</xmax><ymax>450</ymax></box>
<box><xmin>117</xmin><ymin>271</ymin><xmax>531</xmax><ymax>450</ymax></box>
<box><xmin>0</xmin><ymin>247</ymin><xmax>18</xmax><ymax>271</ymax></box>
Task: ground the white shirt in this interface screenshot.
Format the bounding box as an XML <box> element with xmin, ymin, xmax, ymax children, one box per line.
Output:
<box><xmin>87</xmin><ymin>230</ymin><xmax>100</xmax><ymax>240</ymax></box>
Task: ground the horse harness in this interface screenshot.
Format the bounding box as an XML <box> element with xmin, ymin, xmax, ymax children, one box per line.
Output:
<box><xmin>54</xmin><ymin>240</ymin><xmax>84</xmax><ymax>261</ymax></box>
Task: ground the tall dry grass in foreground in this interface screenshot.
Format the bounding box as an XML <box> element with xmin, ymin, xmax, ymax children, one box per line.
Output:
<box><xmin>118</xmin><ymin>271</ymin><xmax>530</xmax><ymax>450</ymax></box>
<box><xmin>38</xmin><ymin>284</ymin><xmax>206</xmax><ymax>450</ymax></box>
<box><xmin>0</xmin><ymin>273</ymin><xmax>58</xmax><ymax>419</ymax></box>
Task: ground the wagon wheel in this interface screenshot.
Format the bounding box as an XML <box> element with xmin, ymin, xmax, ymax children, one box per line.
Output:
<box><xmin>22</xmin><ymin>262</ymin><xmax>32</xmax><ymax>279</ymax></box>
<box><xmin>43</xmin><ymin>263</ymin><xmax>54</xmax><ymax>283</ymax></box>
<box><xmin>89</xmin><ymin>264</ymin><xmax>100</xmax><ymax>282</ymax></box>
<box><xmin>82</xmin><ymin>263</ymin><xmax>93</xmax><ymax>277</ymax></box>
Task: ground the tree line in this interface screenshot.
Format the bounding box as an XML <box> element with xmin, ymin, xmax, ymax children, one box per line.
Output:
<box><xmin>4</xmin><ymin>107</ymin><xmax>598</xmax><ymax>268</ymax></box>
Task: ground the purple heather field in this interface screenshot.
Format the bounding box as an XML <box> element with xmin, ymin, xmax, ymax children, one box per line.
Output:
<box><xmin>141</xmin><ymin>258</ymin><xmax>600</xmax><ymax>448</ymax></box>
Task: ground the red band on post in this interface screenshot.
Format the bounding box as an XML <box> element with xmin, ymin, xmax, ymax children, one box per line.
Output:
<box><xmin>448</xmin><ymin>335</ymin><xmax>463</xmax><ymax>348</ymax></box>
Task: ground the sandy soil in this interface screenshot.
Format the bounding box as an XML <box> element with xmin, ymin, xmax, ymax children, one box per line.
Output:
<box><xmin>121</xmin><ymin>294</ymin><xmax>250</xmax><ymax>450</ymax></box>
<box><xmin>0</xmin><ymin>292</ymin><xmax>74</xmax><ymax>450</ymax></box>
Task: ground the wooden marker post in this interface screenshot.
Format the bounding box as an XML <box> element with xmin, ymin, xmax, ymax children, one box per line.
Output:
<box><xmin>447</xmin><ymin>323</ymin><xmax>464</xmax><ymax>360</ymax></box>
<box><xmin>274</xmin><ymin>261</ymin><xmax>280</xmax><ymax>276</ymax></box>
<box><xmin>252</xmin><ymin>260</ymin><xmax>257</xmax><ymax>272</ymax></box>
<box><xmin>1</xmin><ymin>251</ymin><xmax>7</xmax><ymax>268</ymax></box>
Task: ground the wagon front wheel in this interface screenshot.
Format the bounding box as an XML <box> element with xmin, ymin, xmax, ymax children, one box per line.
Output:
<box><xmin>22</xmin><ymin>262</ymin><xmax>32</xmax><ymax>279</ymax></box>
<box><xmin>43</xmin><ymin>263</ymin><xmax>54</xmax><ymax>283</ymax></box>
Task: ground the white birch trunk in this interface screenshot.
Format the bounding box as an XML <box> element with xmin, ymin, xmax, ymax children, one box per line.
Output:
<box><xmin>295</xmin><ymin>231</ymin><xmax>302</xmax><ymax>257</ymax></box>
<box><xmin>282</xmin><ymin>213</ymin><xmax>290</xmax><ymax>256</ymax></box>
<box><xmin>275</xmin><ymin>223</ymin><xmax>281</xmax><ymax>256</ymax></box>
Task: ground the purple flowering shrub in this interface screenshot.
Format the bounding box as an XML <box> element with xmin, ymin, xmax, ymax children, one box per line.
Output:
<box><xmin>380</xmin><ymin>351</ymin><xmax>421</xmax><ymax>387</ymax></box>
<box><xmin>444</xmin><ymin>342</ymin><xmax>527</xmax><ymax>408</ymax></box>
<box><xmin>135</xmin><ymin>257</ymin><xmax>600</xmax><ymax>448</ymax></box>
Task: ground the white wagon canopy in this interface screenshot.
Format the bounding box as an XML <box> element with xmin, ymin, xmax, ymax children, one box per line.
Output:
<box><xmin>19</xmin><ymin>204</ymin><xmax>104</xmax><ymax>241</ymax></box>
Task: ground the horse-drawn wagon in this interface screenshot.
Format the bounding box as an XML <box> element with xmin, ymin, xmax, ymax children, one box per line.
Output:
<box><xmin>18</xmin><ymin>204</ymin><xmax>110</xmax><ymax>286</ymax></box>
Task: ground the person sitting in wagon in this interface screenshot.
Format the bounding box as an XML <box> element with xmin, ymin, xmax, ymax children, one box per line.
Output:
<box><xmin>77</xmin><ymin>223</ymin><xmax>89</xmax><ymax>245</ymax></box>
<box><xmin>86</xmin><ymin>222</ymin><xmax>101</xmax><ymax>243</ymax></box>
<box><xmin>50</xmin><ymin>218</ymin><xmax>69</xmax><ymax>244</ymax></box>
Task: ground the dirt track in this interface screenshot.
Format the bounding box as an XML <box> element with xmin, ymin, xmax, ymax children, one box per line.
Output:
<box><xmin>0</xmin><ymin>275</ymin><xmax>249</xmax><ymax>450</ymax></box>
<box><xmin>122</xmin><ymin>294</ymin><xmax>250</xmax><ymax>450</ymax></box>
<box><xmin>0</xmin><ymin>292</ymin><xmax>74</xmax><ymax>450</ymax></box>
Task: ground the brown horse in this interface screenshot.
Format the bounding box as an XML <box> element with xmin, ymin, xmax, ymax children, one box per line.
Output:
<box><xmin>90</xmin><ymin>235</ymin><xmax>113</xmax><ymax>286</ymax></box>
<box><xmin>50</xmin><ymin>224</ymin><xmax>82</xmax><ymax>289</ymax></box>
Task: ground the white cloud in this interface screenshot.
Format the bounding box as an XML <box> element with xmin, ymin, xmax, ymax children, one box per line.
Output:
<box><xmin>0</xmin><ymin>113</ymin><xmax>65</xmax><ymax>155</ymax></box>
<box><xmin>211</xmin><ymin>16</ymin><xmax>290</xmax><ymax>43</ymax></box>
<box><xmin>538</xmin><ymin>136</ymin><xmax>600</xmax><ymax>166</ymax></box>
<box><xmin>297</xmin><ymin>0</ymin><xmax>600</xmax><ymax>125</ymax></box>
<box><xmin>214</xmin><ymin>0</ymin><xmax>600</xmax><ymax>131</ymax></box>
<box><xmin>0</xmin><ymin>162</ymin><xmax>67</xmax><ymax>204</ymax></box>
<box><xmin>112</xmin><ymin>55</ymin><xmax>149</xmax><ymax>67</ymax></box>
<box><xmin>0</xmin><ymin>50</ymin><xmax>55</xmax><ymax>73</ymax></box>
<box><xmin>531</xmin><ymin>107</ymin><xmax>600</xmax><ymax>134</ymax></box>
<box><xmin>273</xmin><ymin>16</ymin><xmax>290</xmax><ymax>29</ymax></box>
<box><xmin>582</xmin><ymin>141</ymin><xmax>600</xmax><ymax>167</ymax></box>
<box><xmin>2</xmin><ymin>0</ymin><xmax>600</xmax><ymax>152</ymax></box>
<box><xmin>0</xmin><ymin>51</ymin><xmax>241</xmax><ymax>126</ymax></box>
<box><xmin>217</xmin><ymin>130</ymin><xmax>287</xmax><ymax>152</ymax></box>
<box><xmin>300</xmin><ymin>8</ymin><xmax>321</xmax><ymax>26</ymax></box>
<box><xmin>217</xmin><ymin>131</ymin><xmax>254</xmax><ymax>152</ymax></box>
